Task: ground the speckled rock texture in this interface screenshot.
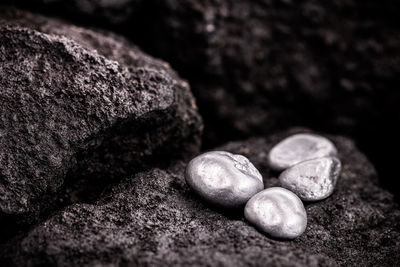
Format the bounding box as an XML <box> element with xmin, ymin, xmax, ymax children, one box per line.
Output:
<box><xmin>2</xmin><ymin>129</ymin><xmax>399</xmax><ymax>266</ymax></box>
<box><xmin>0</xmin><ymin>8</ymin><xmax>202</xmax><ymax>231</ymax></box>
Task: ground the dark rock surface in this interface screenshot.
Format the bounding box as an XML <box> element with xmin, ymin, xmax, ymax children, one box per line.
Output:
<box><xmin>6</xmin><ymin>0</ymin><xmax>400</xmax><ymax>201</ymax></box>
<box><xmin>2</xmin><ymin>129</ymin><xmax>399</xmax><ymax>266</ymax></box>
<box><xmin>0</xmin><ymin>8</ymin><xmax>202</xmax><ymax>234</ymax></box>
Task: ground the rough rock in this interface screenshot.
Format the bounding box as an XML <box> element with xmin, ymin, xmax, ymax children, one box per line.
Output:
<box><xmin>2</xmin><ymin>129</ymin><xmax>399</xmax><ymax>266</ymax></box>
<box><xmin>0</xmin><ymin>7</ymin><xmax>202</xmax><ymax>233</ymax></box>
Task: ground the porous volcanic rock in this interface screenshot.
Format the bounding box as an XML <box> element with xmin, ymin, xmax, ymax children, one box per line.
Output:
<box><xmin>3</xmin><ymin>129</ymin><xmax>399</xmax><ymax>266</ymax></box>
<box><xmin>0</xmin><ymin>8</ymin><xmax>202</xmax><ymax>232</ymax></box>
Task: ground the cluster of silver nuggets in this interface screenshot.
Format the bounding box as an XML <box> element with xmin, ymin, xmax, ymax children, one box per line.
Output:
<box><xmin>185</xmin><ymin>133</ymin><xmax>341</xmax><ymax>239</ymax></box>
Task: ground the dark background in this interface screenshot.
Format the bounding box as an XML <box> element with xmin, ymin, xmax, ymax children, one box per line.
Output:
<box><xmin>3</xmin><ymin>0</ymin><xmax>400</xmax><ymax>203</ymax></box>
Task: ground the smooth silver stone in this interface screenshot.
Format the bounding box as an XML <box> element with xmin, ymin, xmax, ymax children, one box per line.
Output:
<box><xmin>279</xmin><ymin>157</ymin><xmax>342</xmax><ymax>201</ymax></box>
<box><xmin>185</xmin><ymin>151</ymin><xmax>264</xmax><ymax>208</ymax></box>
<box><xmin>244</xmin><ymin>187</ymin><xmax>307</xmax><ymax>239</ymax></box>
<box><xmin>268</xmin><ymin>133</ymin><xmax>337</xmax><ymax>171</ymax></box>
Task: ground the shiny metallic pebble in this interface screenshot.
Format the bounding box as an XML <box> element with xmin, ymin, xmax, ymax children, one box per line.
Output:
<box><xmin>279</xmin><ymin>157</ymin><xmax>342</xmax><ymax>201</ymax></box>
<box><xmin>185</xmin><ymin>151</ymin><xmax>264</xmax><ymax>208</ymax></box>
<box><xmin>268</xmin><ymin>133</ymin><xmax>337</xmax><ymax>171</ymax></box>
<box><xmin>244</xmin><ymin>187</ymin><xmax>307</xmax><ymax>239</ymax></box>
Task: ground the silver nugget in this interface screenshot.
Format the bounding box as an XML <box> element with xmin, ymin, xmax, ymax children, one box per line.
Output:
<box><xmin>279</xmin><ymin>157</ymin><xmax>341</xmax><ymax>201</ymax></box>
<box><xmin>185</xmin><ymin>151</ymin><xmax>264</xmax><ymax>208</ymax></box>
<box><xmin>244</xmin><ymin>187</ymin><xmax>307</xmax><ymax>239</ymax></box>
<box><xmin>268</xmin><ymin>133</ymin><xmax>337</xmax><ymax>171</ymax></box>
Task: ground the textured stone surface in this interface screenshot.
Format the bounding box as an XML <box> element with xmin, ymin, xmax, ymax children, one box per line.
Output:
<box><xmin>0</xmin><ymin>8</ymin><xmax>202</xmax><ymax>228</ymax></box>
<box><xmin>279</xmin><ymin>157</ymin><xmax>342</xmax><ymax>201</ymax></box>
<box><xmin>245</xmin><ymin>187</ymin><xmax>307</xmax><ymax>239</ymax></box>
<box><xmin>2</xmin><ymin>129</ymin><xmax>399</xmax><ymax>266</ymax></box>
<box><xmin>185</xmin><ymin>151</ymin><xmax>263</xmax><ymax>208</ymax></box>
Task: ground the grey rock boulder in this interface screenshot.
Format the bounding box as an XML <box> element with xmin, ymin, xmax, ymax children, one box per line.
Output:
<box><xmin>0</xmin><ymin>8</ymin><xmax>202</xmax><ymax>229</ymax></box>
<box><xmin>3</xmin><ymin>129</ymin><xmax>399</xmax><ymax>266</ymax></box>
